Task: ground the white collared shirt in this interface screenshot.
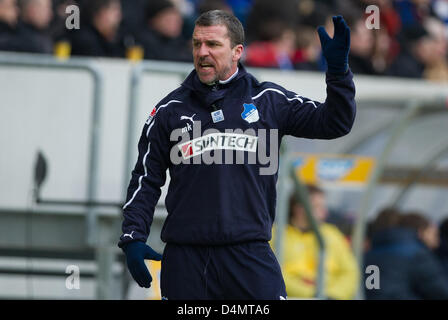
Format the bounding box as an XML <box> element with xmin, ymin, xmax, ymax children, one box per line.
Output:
<box><xmin>218</xmin><ymin>67</ymin><xmax>239</xmax><ymax>84</ymax></box>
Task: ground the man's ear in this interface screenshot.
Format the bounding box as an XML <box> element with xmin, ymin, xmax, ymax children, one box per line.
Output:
<box><xmin>232</xmin><ymin>44</ymin><xmax>244</xmax><ymax>62</ymax></box>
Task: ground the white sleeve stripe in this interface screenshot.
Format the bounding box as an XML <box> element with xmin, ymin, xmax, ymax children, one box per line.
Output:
<box><xmin>123</xmin><ymin>99</ymin><xmax>182</xmax><ymax>210</ymax></box>
<box><xmin>305</xmin><ymin>100</ymin><xmax>318</xmax><ymax>108</ymax></box>
<box><xmin>145</xmin><ymin>100</ymin><xmax>182</xmax><ymax>134</ymax></box>
<box><xmin>145</xmin><ymin>117</ymin><xmax>155</xmax><ymax>138</ymax></box>
<box><xmin>123</xmin><ymin>143</ymin><xmax>151</xmax><ymax>209</ymax></box>
<box><xmin>252</xmin><ymin>88</ymin><xmax>304</xmax><ymax>103</ymax></box>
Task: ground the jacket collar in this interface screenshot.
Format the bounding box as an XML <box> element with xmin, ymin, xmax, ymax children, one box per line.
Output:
<box><xmin>181</xmin><ymin>63</ymin><xmax>249</xmax><ymax>107</ymax></box>
<box><xmin>182</xmin><ymin>63</ymin><xmax>248</xmax><ymax>90</ymax></box>
<box><xmin>218</xmin><ymin>67</ymin><xmax>239</xmax><ymax>84</ymax></box>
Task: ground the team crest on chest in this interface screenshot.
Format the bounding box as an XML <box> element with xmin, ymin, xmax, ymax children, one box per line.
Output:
<box><xmin>241</xmin><ymin>103</ymin><xmax>259</xmax><ymax>123</ymax></box>
<box><xmin>211</xmin><ymin>109</ymin><xmax>225</xmax><ymax>123</ymax></box>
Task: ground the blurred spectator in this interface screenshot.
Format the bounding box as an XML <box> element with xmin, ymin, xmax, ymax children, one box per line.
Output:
<box><xmin>422</xmin><ymin>17</ymin><xmax>448</xmax><ymax>82</ymax></box>
<box><xmin>245</xmin><ymin>0</ymin><xmax>298</xmax><ymax>44</ymax></box>
<box><xmin>387</xmin><ymin>23</ymin><xmax>434</xmax><ymax>78</ymax></box>
<box><xmin>370</xmin><ymin>27</ymin><xmax>393</xmax><ymax>75</ymax></box>
<box><xmin>68</xmin><ymin>0</ymin><xmax>125</xmax><ymax>58</ymax></box>
<box><xmin>364</xmin><ymin>207</ymin><xmax>401</xmax><ymax>252</ymax></box>
<box><xmin>344</xmin><ymin>9</ymin><xmax>377</xmax><ymax>75</ymax></box>
<box><xmin>0</xmin><ymin>0</ymin><xmax>23</xmax><ymax>51</ymax></box>
<box><xmin>293</xmin><ymin>1</ymin><xmax>331</xmax><ymax>71</ymax></box>
<box><xmin>377</xmin><ymin>0</ymin><xmax>402</xmax><ymax>36</ymax></box>
<box><xmin>374</xmin><ymin>0</ymin><xmax>402</xmax><ymax>60</ymax></box>
<box><xmin>399</xmin><ymin>211</ymin><xmax>440</xmax><ymax>250</ymax></box>
<box><xmin>119</xmin><ymin>0</ymin><xmax>146</xmax><ymax>37</ymax></box>
<box><xmin>364</xmin><ymin>208</ymin><xmax>448</xmax><ymax>299</ymax></box>
<box><xmin>432</xmin><ymin>0</ymin><xmax>448</xmax><ymax>31</ymax></box>
<box><xmin>369</xmin><ymin>207</ymin><xmax>402</xmax><ymax>234</ymax></box>
<box><xmin>435</xmin><ymin>217</ymin><xmax>448</xmax><ymax>276</ymax></box>
<box><xmin>293</xmin><ymin>24</ymin><xmax>323</xmax><ymax>71</ymax></box>
<box><xmin>1</xmin><ymin>0</ymin><xmax>445</xmax><ymax>77</ymax></box>
<box><xmin>226</xmin><ymin>0</ymin><xmax>252</xmax><ymax>27</ymax></box>
<box><xmin>175</xmin><ymin>0</ymin><xmax>200</xmax><ymax>45</ymax></box>
<box><xmin>394</xmin><ymin>0</ymin><xmax>432</xmax><ymax>27</ymax></box>
<box><xmin>244</xmin><ymin>20</ymin><xmax>296</xmax><ymax>69</ymax></box>
<box><xmin>272</xmin><ymin>185</ymin><xmax>359</xmax><ymax>300</ymax></box>
<box><xmin>48</xmin><ymin>0</ymin><xmax>78</xmax><ymax>42</ymax></box>
<box><xmin>197</xmin><ymin>0</ymin><xmax>232</xmax><ymax>15</ymax></box>
<box><xmin>136</xmin><ymin>0</ymin><xmax>191</xmax><ymax>62</ymax></box>
<box><xmin>17</xmin><ymin>0</ymin><xmax>53</xmax><ymax>53</ymax></box>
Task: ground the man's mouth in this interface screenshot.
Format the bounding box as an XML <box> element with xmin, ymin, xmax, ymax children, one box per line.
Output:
<box><xmin>198</xmin><ymin>63</ymin><xmax>215</xmax><ymax>70</ymax></box>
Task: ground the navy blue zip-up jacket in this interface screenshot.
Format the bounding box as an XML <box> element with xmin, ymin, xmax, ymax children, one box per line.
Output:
<box><xmin>118</xmin><ymin>64</ymin><xmax>356</xmax><ymax>248</ymax></box>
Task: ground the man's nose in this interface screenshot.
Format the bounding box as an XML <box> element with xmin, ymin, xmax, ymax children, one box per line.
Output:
<box><xmin>197</xmin><ymin>43</ymin><xmax>209</xmax><ymax>57</ymax></box>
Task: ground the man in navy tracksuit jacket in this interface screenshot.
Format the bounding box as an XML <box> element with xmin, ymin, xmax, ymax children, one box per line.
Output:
<box><xmin>118</xmin><ymin>10</ymin><xmax>356</xmax><ymax>299</ymax></box>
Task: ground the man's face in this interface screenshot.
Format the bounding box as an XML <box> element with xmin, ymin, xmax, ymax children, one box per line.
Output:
<box><xmin>291</xmin><ymin>192</ymin><xmax>328</xmax><ymax>229</ymax></box>
<box><xmin>310</xmin><ymin>193</ymin><xmax>328</xmax><ymax>223</ymax></box>
<box><xmin>0</xmin><ymin>0</ymin><xmax>19</xmax><ymax>26</ymax></box>
<box><xmin>25</xmin><ymin>0</ymin><xmax>53</xmax><ymax>30</ymax></box>
<box><xmin>151</xmin><ymin>7</ymin><xmax>182</xmax><ymax>39</ymax></box>
<box><xmin>192</xmin><ymin>24</ymin><xmax>243</xmax><ymax>85</ymax></box>
<box><xmin>419</xmin><ymin>224</ymin><xmax>440</xmax><ymax>250</ymax></box>
<box><xmin>96</xmin><ymin>1</ymin><xmax>122</xmax><ymax>32</ymax></box>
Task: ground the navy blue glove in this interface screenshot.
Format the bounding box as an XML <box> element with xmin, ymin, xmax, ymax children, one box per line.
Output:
<box><xmin>317</xmin><ymin>15</ymin><xmax>351</xmax><ymax>75</ymax></box>
<box><xmin>123</xmin><ymin>241</ymin><xmax>162</xmax><ymax>288</ymax></box>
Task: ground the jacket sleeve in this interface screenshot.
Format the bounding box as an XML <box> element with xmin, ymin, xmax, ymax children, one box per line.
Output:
<box><xmin>271</xmin><ymin>70</ymin><xmax>356</xmax><ymax>139</ymax></box>
<box><xmin>118</xmin><ymin>107</ymin><xmax>171</xmax><ymax>249</ymax></box>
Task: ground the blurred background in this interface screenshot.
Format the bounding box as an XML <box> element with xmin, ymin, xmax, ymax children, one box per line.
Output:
<box><xmin>0</xmin><ymin>0</ymin><xmax>447</xmax><ymax>300</ymax></box>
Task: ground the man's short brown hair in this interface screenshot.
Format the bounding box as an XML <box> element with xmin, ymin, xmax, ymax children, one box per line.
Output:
<box><xmin>195</xmin><ymin>9</ymin><xmax>245</xmax><ymax>48</ymax></box>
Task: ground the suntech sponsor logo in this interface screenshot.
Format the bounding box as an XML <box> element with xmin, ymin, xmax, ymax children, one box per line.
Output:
<box><xmin>169</xmin><ymin>121</ymin><xmax>279</xmax><ymax>175</ymax></box>
<box><xmin>178</xmin><ymin>132</ymin><xmax>258</xmax><ymax>160</ymax></box>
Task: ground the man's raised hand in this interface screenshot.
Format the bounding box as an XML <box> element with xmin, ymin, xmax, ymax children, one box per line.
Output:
<box><xmin>317</xmin><ymin>15</ymin><xmax>351</xmax><ymax>75</ymax></box>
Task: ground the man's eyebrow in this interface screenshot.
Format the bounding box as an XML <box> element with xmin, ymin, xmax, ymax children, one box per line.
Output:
<box><xmin>192</xmin><ymin>38</ymin><xmax>223</xmax><ymax>44</ymax></box>
<box><xmin>207</xmin><ymin>40</ymin><xmax>221</xmax><ymax>46</ymax></box>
